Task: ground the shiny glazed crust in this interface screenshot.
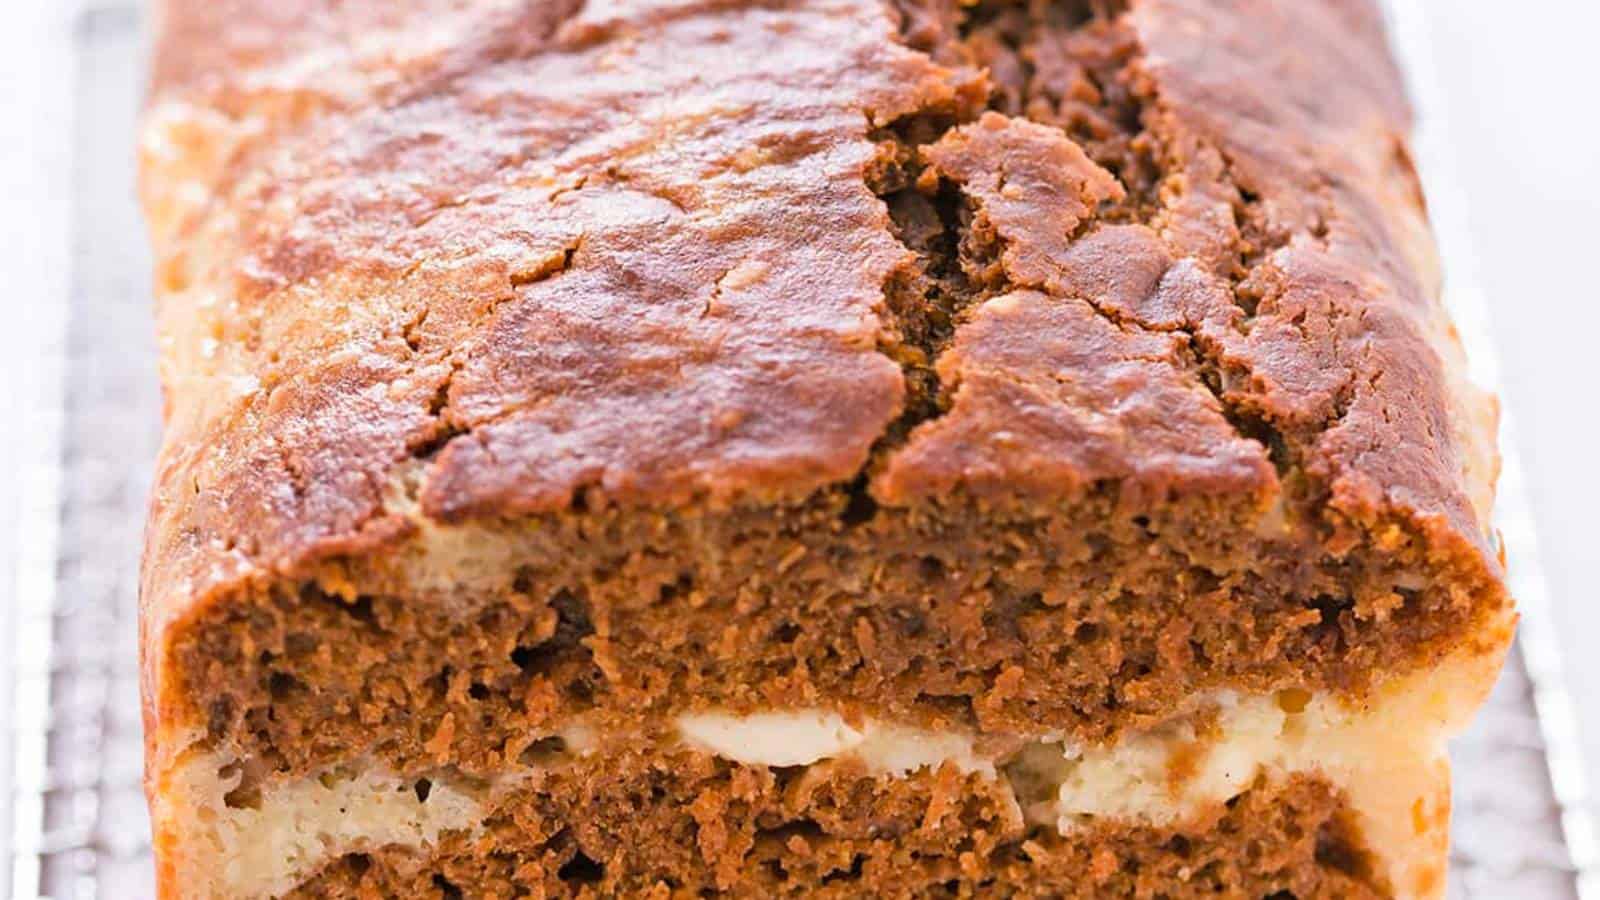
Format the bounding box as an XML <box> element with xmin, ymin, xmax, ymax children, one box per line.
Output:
<box><xmin>139</xmin><ymin>1</ymin><xmax>1513</xmax><ymax>897</ymax></box>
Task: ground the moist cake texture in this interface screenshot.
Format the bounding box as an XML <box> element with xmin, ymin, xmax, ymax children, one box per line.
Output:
<box><xmin>139</xmin><ymin>0</ymin><xmax>1515</xmax><ymax>897</ymax></box>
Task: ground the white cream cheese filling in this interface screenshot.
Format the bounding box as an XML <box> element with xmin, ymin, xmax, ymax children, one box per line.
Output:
<box><xmin>154</xmin><ymin>653</ymin><xmax>1496</xmax><ymax>900</ymax></box>
<box><xmin>676</xmin><ymin>709</ymin><xmax>994</xmax><ymax>776</ymax></box>
<box><xmin>671</xmin><ymin>651</ymin><xmax>1497</xmax><ymax>900</ymax></box>
<box><xmin>158</xmin><ymin>756</ymin><xmax>497</xmax><ymax>900</ymax></box>
<box><xmin>150</xmin><ymin>724</ymin><xmax>595</xmax><ymax>899</ymax></box>
<box><xmin>672</xmin><ymin>673</ymin><xmax>1470</xmax><ymax>835</ymax></box>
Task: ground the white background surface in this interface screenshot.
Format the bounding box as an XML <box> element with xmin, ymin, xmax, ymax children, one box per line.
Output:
<box><xmin>1</xmin><ymin>3</ymin><xmax>77</xmax><ymax>891</ymax></box>
<box><xmin>1417</xmin><ymin>0</ymin><xmax>1600</xmax><ymax>804</ymax></box>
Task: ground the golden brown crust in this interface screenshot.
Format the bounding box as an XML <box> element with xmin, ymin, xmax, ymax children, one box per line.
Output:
<box><xmin>873</xmin><ymin>112</ymin><xmax>1279</xmax><ymax>501</ymax></box>
<box><xmin>141</xmin><ymin>0</ymin><xmax>1499</xmax><ymax>664</ymax></box>
<box><xmin>140</xmin><ymin>0</ymin><xmax>946</xmax><ymax>638</ymax></box>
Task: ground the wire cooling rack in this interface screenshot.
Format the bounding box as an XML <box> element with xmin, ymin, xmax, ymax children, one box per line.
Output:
<box><xmin>1</xmin><ymin>3</ymin><xmax>1593</xmax><ymax>899</ymax></box>
<box><xmin>4</xmin><ymin>7</ymin><xmax>159</xmax><ymax>899</ymax></box>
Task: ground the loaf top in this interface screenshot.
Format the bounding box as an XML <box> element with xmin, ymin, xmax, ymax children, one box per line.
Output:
<box><xmin>139</xmin><ymin>0</ymin><xmax>1499</xmax><ymax>635</ymax></box>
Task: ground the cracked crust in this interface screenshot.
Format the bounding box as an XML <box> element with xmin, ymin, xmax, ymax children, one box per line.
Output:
<box><xmin>141</xmin><ymin>0</ymin><xmax>1512</xmax><ymax>896</ymax></box>
<box><xmin>141</xmin><ymin>0</ymin><xmax>943</xmax><ymax>626</ymax></box>
<box><xmin>140</xmin><ymin>0</ymin><xmax>1498</xmax><ymax>635</ymax></box>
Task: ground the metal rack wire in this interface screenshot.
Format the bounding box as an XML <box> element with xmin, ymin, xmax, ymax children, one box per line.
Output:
<box><xmin>1</xmin><ymin>3</ymin><xmax>1591</xmax><ymax>899</ymax></box>
<box><xmin>6</xmin><ymin>7</ymin><xmax>157</xmax><ymax>899</ymax></box>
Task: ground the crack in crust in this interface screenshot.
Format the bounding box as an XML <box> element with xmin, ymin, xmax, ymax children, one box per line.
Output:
<box><xmin>863</xmin><ymin>1</ymin><xmax>1499</xmax><ymax>597</ymax></box>
<box><xmin>146</xmin><ymin>0</ymin><xmax>1509</xmax><ymax>764</ymax></box>
<box><xmin>869</xmin><ymin>1</ymin><xmax>1381</xmax><ymax>508</ymax></box>
<box><xmin>141</xmin><ymin>0</ymin><xmax>1499</xmax><ymax>603</ymax></box>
